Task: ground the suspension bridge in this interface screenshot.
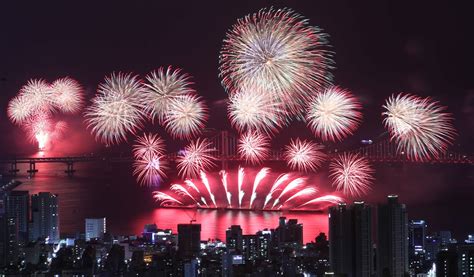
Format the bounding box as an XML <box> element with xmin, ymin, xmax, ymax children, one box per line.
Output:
<box><xmin>0</xmin><ymin>130</ymin><xmax>472</xmax><ymax>176</ymax></box>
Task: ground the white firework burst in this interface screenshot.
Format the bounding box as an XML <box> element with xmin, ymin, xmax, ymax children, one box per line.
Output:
<box><xmin>51</xmin><ymin>77</ymin><xmax>84</xmax><ymax>113</ymax></box>
<box><xmin>176</xmin><ymin>138</ymin><xmax>217</xmax><ymax>178</ymax></box>
<box><xmin>144</xmin><ymin>67</ymin><xmax>195</xmax><ymax>124</ymax></box>
<box><xmin>84</xmin><ymin>73</ymin><xmax>147</xmax><ymax>145</ymax></box>
<box><xmin>283</xmin><ymin>138</ymin><xmax>326</xmax><ymax>172</ymax></box>
<box><xmin>306</xmin><ymin>86</ymin><xmax>362</xmax><ymax>142</ymax></box>
<box><xmin>164</xmin><ymin>95</ymin><xmax>208</xmax><ymax>140</ymax></box>
<box><xmin>238</xmin><ymin>131</ymin><xmax>270</xmax><ymax>164</ymax></box>
<box><xmin>132</xmin><ymin>133</ymin><xmax>166</xmax><ymax>159</ymax></box>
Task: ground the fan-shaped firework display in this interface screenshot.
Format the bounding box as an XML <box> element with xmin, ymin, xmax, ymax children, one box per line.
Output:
<box><xmin>176</xmin><ymin>138</ymin><xmax>217</xmax><ymax>179</ymax></box>
<box><xmin>153</xmin><ymin>168</ymin><xmax>343</xmax><ymax>210</ymax></box>
<box><xmin>219</xmin><ymin>8</ymin><xmax>334</xmax><ymax>119</ymax></box>
<box><xmin>144</xmin><ymin>67</ymin><xmax>195</xmax><ymax>124</ymax></box>
<box><xmin>238</xmin><ymin>131</ymin><xmax>270</xmax><ymax>164</ymax></box>
<box><xmin>283</xmin><ymin>138</ymin><xmax>326</xmax><ymax>172</ymax></box>
<box><xmin>7</xmin><ymin>77</ymin><xmax>83</xmax><ymax>150</ymax></box>
<box><xmin>329</xmin><ymin>153</ymin><xmax>374</xmax><ymax>197</ymax></box>
<box><xmin>306</xmin><ymin>86</ymin><xmax>363</xmax><ymax>142</ymax></box>
<box><xmin>164</xmin><ymin>95</ymin><xmax>208</xmax><ymax>139</ymax></box>
<box><xmin>382</xmin><ymin>93</ymin><xmax>456</xmax><ymax>161</ymax></box>
<box><xmin>84</xmin><ymin>73</ymin><xmax>146</xmax><ymax>145</ymax></box>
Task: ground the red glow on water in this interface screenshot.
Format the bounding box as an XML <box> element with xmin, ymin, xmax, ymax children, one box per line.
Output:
<box><xmin>132</xmin><ymin>208</ymin><xmax>328</xmax><ymax>243</ymax></box>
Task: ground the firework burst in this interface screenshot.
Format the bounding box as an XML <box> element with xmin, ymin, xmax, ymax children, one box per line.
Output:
<box><xmin>228</xmin><ymin>85</ymin><xmax>283</xmax><ymax>135</ymax></box>
<box><xmin>306</xmin><ymin>86</ymin><xmax>362</xmax><ymax>142</ymax></box>
<box><xmin>144</xmin><ymin>67</ymin><xmax>195</xmax><ymax>124</ymax></box>
<box><xmin>132</xmin><ymin>133</ymin><xmax>166</xmax><ymax>159</ymax></box>
<box><xmin>329</xmin><ymin>153</ymin><xmax>374</xmax><ymax>197</ymax></box>
<box><xmin>51</xmin><ymin>77</ymin><xmax>84</xmax><ymax>113</ymax></box>
<box><xmin>238</xmin><ymin>131</ymin><xmax>270</xmax><ymax>164</ymax></box>
<box><xmin>84</xmin><ymin>73</ymin><xmax>146</xmax><ymax>145</ymax></box>
<box><xmin>382</xmin><ymin>93</ymin><xmax>456</xmax><ymax>161</ymax></box>
<box><xmin>220</xmin><ymin>8</ymin><xmax>334</xmax><ymax>118</ymax></box>
<box><xmin>283</xmin><ymin>138</ymin><xmax>326</xmax><ymax>172</ymax></box>
<box><xmin>176</xmin><ymin>138</ymin><xmax>217</xmax><ymax>178</ymax></box>
<box><xmin>164</xmin><ymin>95</ymin><xmax>208</xmax><ymax>140</ymax></box>
<box><xmin>133</xmin><ymin>152</ymin><xmax>168</xmax><ymax>187</ymax></box>
<box><xmin>8</xmin><ymin>80</ymin><xmax>54</xmax><ymax>124</ymax></box>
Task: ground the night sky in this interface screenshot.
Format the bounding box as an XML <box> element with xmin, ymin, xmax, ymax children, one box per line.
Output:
<box><xmin>1</xmin><ymin>1</ymin><xmax>473</xmax><ymax>237</ymax></box>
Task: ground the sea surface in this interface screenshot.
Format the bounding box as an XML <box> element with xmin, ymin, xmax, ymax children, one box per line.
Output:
<box><xmin>2</xmin><ymin>157</ymin><xmax>473</xmax><ymax>243</ymax></box>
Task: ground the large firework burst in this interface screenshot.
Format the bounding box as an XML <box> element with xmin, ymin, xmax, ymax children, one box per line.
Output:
<box><xmin>176</xmin><ymin>138</ymin><xmax>217</xmax><ymax>178</ymax></box>
<box><xmin>306</xmin><ymin>86</ymin><xmax>362</xmax><ymax>142</ymax></box>
<box><xmin>84</xmin><ymin>73</ymin><xmax>147</xmax><ymax>145</ymax></box>
<box><xmin>220</xmin><ymin>8</ymin><xmax>334</xmax><ymax>118</ymax></box>
<box><xmin>329</xmin><ymin>153</ymin><xmax>374</xmax><ymax>197</ymax></box>
<box><xmin>51</xmin><ymin>77</ymin><xmax>84</xmax><ymax>113</ymax></box>
<box><xmin>228</xmin><ymin>85</ymin><xmax>283</xmax><ymax>135</ymax></box>
<box><xmin>164</xmin><ymin>95</ymin><xmax>208</xmax><ymax>140</ymax></box>
<box><xmin>283</xmin><ymin>138</ymin><xmax>326</xmax><ymax>172</ymax></box>
<box><xmin>132</xmin><ymin>133</ymin><xmax>166</xmax><ymax>159</ymax></box>
<box><xmin>382</xmin><ymin>93</ymin><xmax>456</xmax><ymax>161</ymax></box>
<box><xmin>144</xmin><ymin>67</ymin><xmax>195</xmax><ymax>124</ymax></box>
<box><xmin>238</xmin><ymin>131</ymin><xmax>270</xmax><ymax>164</ymax></box>
<box><xmin>8</xmin><ymin>79</ymin><xmax>54</xmax><ymax>124</ymax></box>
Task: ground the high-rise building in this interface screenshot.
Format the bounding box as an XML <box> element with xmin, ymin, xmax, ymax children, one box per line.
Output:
<box><xmin>436</xmin><ymin>247</ymin><xmax>458</xmax><ymax>277</ymax></box>
<box><xmin>408</xmin><ymin>220</ymin><xmax>426</xmax><ymax>255</ymax></box>
<box><xmin>85</xmin><ymin>218</ymin><xmax>106</xmax><ymax>241</ymax></box>
<box><xmin>275</xmin><ymin>217</ymin><xmax>303</xmax><ymax>246</ymax></box>
<box><xmin>329</xmin><ymin>201</ymin><xmax>373</xmax><ymax>277</ymax></box>
<box><xmin>457</xmin><ymin>243</ymin><xmax>474</xmax><ymax>276</ymax></box>
<box><xmin>0</xmin><ymin>216</ymin><xmax>19</xmax><ymax>266</ymax></box>
<box><xmin>29</xmin><ymin>192</ymin><xmax>59</xmax><ymax>243</ymax></box>
<box><xmin>242</xmin><ymin>234</ymin><xmax>258</xmax><ymax>260</ymax></box>
<box><xmin>178</xmin><ymin>224</ymin><xmax>201</xmax><ymax>258</ymax></box>
<box><xmin>226</xmin><ymin>225</ymin><xmax>243</xmax><ymax>252</ymax></box>
<box><xmin>256</xmin><ymin>230</ymin><xmax>272</xmax><ymax>259</ymax></box>
<box><xmin>4</xmin><ymin>191</ymin><xmax>29</xmax><ymax>241</ymax></box>
<box><xmin>377</xmin><ymin>195</ymin><xmax>408</xmax><ymax>277</ymax></box>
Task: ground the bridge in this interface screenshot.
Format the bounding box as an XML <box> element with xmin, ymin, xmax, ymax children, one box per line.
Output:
<box><xmin>0</xmin><ymin>130</ymin><xmax>472</xmax><ymax>176</ymax></box>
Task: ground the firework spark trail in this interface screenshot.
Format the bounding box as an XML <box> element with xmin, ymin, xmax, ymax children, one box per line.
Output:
<box><xmin>219</xmin><ymin>170</ymin><xmax>232</xmax><ymax>207</ymax></box>
<box><xmin>249</xmin><ymin>167</ymin><xmax>270</xmax><ymax>209</ymax></box>
<box><xmin>297</xmin><ymin>195</ymin><xmax>343</xmax><ymax>208</ymax></box>
<box><xmin>329</xmin><ymin>153</ymin><xmax>374</xmax><ymax>197</ymax></box>
<box><xmin>152</xmin><ymin>192</ymin><xmax>183</xmax><ymax>206</ymax></box>
<box><xmin>263</xmin><ymin>173</ymin><xmax>290</xmax><ymax>208</ymax></box>
<box><xmin>238</xmin><ymin>167</ymin><xmax>245</xmax><ymax>208</ymax></box>
<box><xmin>282</xmin><ymin>187</ymin><xmax>318</xmax><ymax>206</ymax></box>
<box><xmin>144</xmin><ymin>66</ymin><xmax>195</xmax><ymax>124</ymax></box>
<box><xmin>382</xmin><ymin>93</ymin><xmax>456</xmax><ymax>161</ymax></box>
<box><xmin>185</xmin><ymin>180</ymin><xmax>201</xmax><ymax>193</ymax></box>
<box><xmin>306</xmin><ymin>86</ymin><xmax>362</xmax><ymax>142</ymax></box>
<box><xmin>272</xmin><ymin>177</ymin><xmax>306</xmax><ymax>209</ymax></box>
<box><xmin>132</xmin><ymin>133</ymin><xmax>166</xmax><ymax>159</ymax></box>
<box><xmin>200</xmin><ymin>171</ymin><xmax>217</xmax><ymax>207</ymax></box>
<box><xmin>170</xmin><ymin>184</ymin><xmax>201</xmax><ymax>206</ymax></box>
<box><xmin>219</xmin><ymin>8</ymin><xmax>334</xmax><ymax>119</ymax></box>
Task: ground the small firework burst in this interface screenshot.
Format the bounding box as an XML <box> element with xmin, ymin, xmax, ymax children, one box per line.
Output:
<box><xmin>329</xmin><ymin>153</ymin><xmax>374</xmax><ymax>197</ymax></box>
<box><xmin>283</xmin><ymin>138</ymin><xmax>326</xmax><ymax>172</ymax></box>
<box><xmin>238</xmin><ymin>131</ymin><xmax>270</xmax><ymax>164</ymax></box>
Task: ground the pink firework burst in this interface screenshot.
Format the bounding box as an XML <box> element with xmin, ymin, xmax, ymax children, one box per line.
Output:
<box><xmin>176</xmin><ymin>138</ymin><xmax>217</xmax><ymax>178</ymax></box>
<box><xmin>306</xmin><ymin>86</ymin><xmax>362</xmax><ymax>142</ymax></box>
<box><xmin>51</xmin><ymin>77</ymin><xmax>85</xmax><ymax>113</ymax></box>
<box><xmin>329</xmin><ymin>153</ymin><xmax>374</xmax><ymax>197</ymax></box>
<box><xmin>8</xmin><ymin>79</ymin><xmax>54</xmax><ymax>124</ymax></box>
<box><xmin>133</xmin><ymin>152</ymin><xmax>168</xmax><ymax>187</ymax></box>
<box><xmin>132</xmin><ymin>133</ymin><xmax>166</xmax><ymax>159</ymax></box>
<box><xmin>84</xmin><ymin>72</ymin><xmax>147</xmax><ymax>145</ymax></box>
<box><xmin>238</xmin><ymin>131</ymin><xmax>270</xmax><ymax>164</ymax></box>
<box><xmin>283</xmin><ymin>138</ymin><xmax>326</xmax><ymax>172</ymax></box>
<box><xmin>382</xmin><ymin>93</ymin><xmax>456</xmax><ymax>161</ymax></box>
<box><xmin>164</xmin><ymin>95</ymin><xmax>208</xmax><ymax>140</ymax></box>
<box><xmin>219</xmin><ymin>8</ymin><xmax>334</xmax><ymax>119</ymax></box>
